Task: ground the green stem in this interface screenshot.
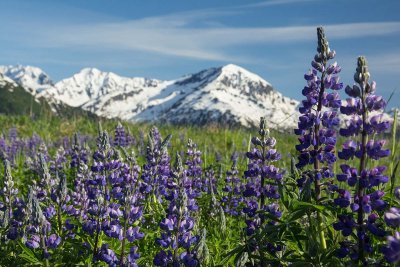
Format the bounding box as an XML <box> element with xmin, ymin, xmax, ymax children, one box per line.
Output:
<box><xmin>357</xmin><ymin>86</ymin><xmax>368</xmax><ymax>264</ymax></box>
<box><xmin>389</xmin><ymin>109</ymin><xmax>398</xmax><ymax>206</ymax></box>
<box><xmin>57</xmin><ymin>204</ymin><xmax>63</xmax><ymax>235</ymax></box>
<box><xmin>312</xmin><ymin>66</ymin><xmax>327</xmax><ymax>250</ymax></box>
<box><xmin>316</xmin><ymin>211</ymin><xmax>327</xmax><ymax>249</ymax></box>
<box><xmin>119</xmin><ymin>204</ymin><xmax>130</xmax><ymax>265</ymax></box>
<box><xmin>40</xmin><ymin>231</ymin><xmax>49</xmax><ymax>267</ymax></box>
<box><xmin>173</xmin><ymin>207</ymin><xmax>184</xmax><ymax>263</ymax></box>
<box><xmin>92</xmin><ymin>214</ymin><xmax>101</xmax><ymax>260</ymax></box>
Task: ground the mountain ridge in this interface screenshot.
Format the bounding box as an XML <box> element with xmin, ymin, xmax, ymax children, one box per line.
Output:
<box><xmin>0</xmin><ymin>64</ymin><xmax>299</xmax><ymax>129</ymax></box>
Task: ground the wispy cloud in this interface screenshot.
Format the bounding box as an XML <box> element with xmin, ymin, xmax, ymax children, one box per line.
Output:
<box><xmin>365</xmin><ymin>52</ymin><xmax>400</xmax><ymax>74</ymax></box>
<box><xmin>33</xmin><ymin>15</ymin><xmax>400</xmax><ymax>63</ymax></box>
<box><xmin>240</xmin><ymin>0</ymin><xmax>318</xmax><ymax>8</ymax></box>
<box><xmin>2</xmin><ymin>4</ymin><xmax>400</xmax><ymax>66</ymax></box>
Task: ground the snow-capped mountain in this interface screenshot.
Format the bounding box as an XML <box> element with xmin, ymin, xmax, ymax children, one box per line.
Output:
<box><xmin>0</xmin><ymin>64</ymin><xmax>300</xmax><ymax>129</ymax></box>
<box><xmin>0</xmin><ymin>65</ymin><xmax>54</xmax><ymax>95</ymax></box>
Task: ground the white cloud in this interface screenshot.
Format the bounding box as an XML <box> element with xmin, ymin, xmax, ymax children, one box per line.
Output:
<box><xmin>239</xmin><ymin>0</ymin><xmax>318</xmax><ymax>8</ymax></box>
<box><xmin>36</xmin><ymin>17</ymin><xmax>400</xmax><ymax>63</ymax></box>
<box><xmin>365</xmin><ymin>52</ymin><xmax>400</xmax><ymax>74</ymax></box>
<box><xmin>3</xmin><ymin>4</ymin><xmax>400</xmax><ymax>63</ymax></box>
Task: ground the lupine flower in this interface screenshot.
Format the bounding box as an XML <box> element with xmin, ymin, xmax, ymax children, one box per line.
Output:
<box><xmin>99</xmin><ymin>244</ymin><xmax>119</xmax><ymax>266</ymax></box>
<box><xmin>294</xmin><ymin>28</ymin><xmax>341</xmax><ymax>251</ymax></box>
<box><xmin>70</xmin><ymin>133</ymin><xmax>89</xmax><ymax>169</ymax></box>
<box><xmin>221</xmin><ymin>152</ymin><xmax>243</xmax><ymax>216</ymax></box>
<box><xmin>241</xmin><ymin>117</ymin><xmax>284</xmax><ymax>263</ymax></box>
<box><xmin>114</xmin><ymin>122</ymin><xmax>128</xmax><ymax>147</ymax></box>
<box><xmin>395</xmin><ymin>187</ymin><xmax>400</xmax><ymax>200</ymax></box>
<box><xmin>294</xmin><ymin>27</ymin><xmax>341</xmax><ymax>207</ymax></box>
<box><xmin>24</xmin><ymin>195</ymin><xmax>61</xmax><ymax>261</ymax></box>
<box><xmin>1</xmin><ymin>159</ymin><xmax>21</xmax><ymax>240</ymax></box>
<box><xmin>382</xmin><ymin>232</ymin><xmax>400</xmax><ymax>264</ymax></box>
<box><xmin>385</xmin><ymin>207</ymin><xmax>400</xmax><ymax>228</ymax></box>
<box><xmin>334</xmin><ymin>56</ymin><xmax>391</xmax><ymax>264</ymax></box>
<box><xmin>185</xmin><ymin>139</ymin><xmax>202</xmax><ymax>198</ymax></box>
<box><xmin>154</xmin><ymin>153</ymin><xmax>199</xmax><ymax>266</ymax></box>
<box><xmin>140</xmin><ymin>127</ymin><xmax>171</xmax><ymax>199</ymax></box>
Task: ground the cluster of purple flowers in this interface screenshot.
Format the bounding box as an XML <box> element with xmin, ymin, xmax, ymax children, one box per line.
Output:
<box><xmin>295</xmin><ymin>27</ymin><xmax>341</xmax><ymax>192</ymax></box>
<box><xmin>113</xmin><ymin>122</ymin><xmax>136</xmax><ymax>148</ymax></box>
<box><xmin>293</xmin><ymin>26</ymin><xmax>344</xmax><ymax>252</ymax></box>
<box><xmin>80</xmin><ymin>130</ymin><xmax>144</xmax><ymax>266</ymax></box>
<box><xmin>0</xmin><ymin>159</ymin><xmax>22</xmax><ymax>241</ymax></box>
<box><xmin>139</xmin><ymin>127</ymin><xmax>171</xmax><ymax>200</ymax></box>
<box><xmin>0</xmin><ymin>129</ymin><xmax>44</xmax><ymax>164</ymax></box>
<box><xmin>333</xmin><ymin>56</ymin><xmax>393</xmax><ymax>264</ymax></box>
<box><xmin>153</xmin><ymin>138</ymin><xmax>203</xmax><ymax>266</ymax></box>
<box><xmin>221</xmin><ymin>152</ymin><xmax>243</xmax><ymax>216</ymax></box>
<box><xmin>241</xmin><ymin>117</ymin><xmax>284</xmax><ymax>260</ymax></box>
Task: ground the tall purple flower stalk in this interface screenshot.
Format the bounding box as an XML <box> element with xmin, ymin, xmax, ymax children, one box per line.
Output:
<box><xmin>0</xmin><ymin>159</ymin><xmax>22</xmax><ymax>241</ymax></box>
<box><xmin>333</xmin><ymin>56</ymin><xmax>391</xmax><ymax>264</ymax></box>
<box><xmin>185</xmin><ymin>139</ymin><xmax>202</xmax><ymax>198</ymax></box>
<box><xmin>70</xmin><ymin>133</ymin><xmax>89</xmax><ymax>170</ymax></box>
<box><xmin>294</xmin><ymin>27</ymin><xmax>342</xmax><ymax>249</ymax></box>
<box><xmin>242</xmin><ymin>117</ymin><xmax>283</xmax><ymax>264</ymax></box>
<box><xmin>114</xmin><ymin>122</ymin><xmax>128</xmax><ymax>148</ymax></box>
<box><xmin>83</xmin><ymin>131</ymin><xmax>113</xmax><ymax>261</ymax></box>
<box><xmin>140</xmin><ymin>127</ymin><xmax>171</xmax><ymax>206</ymax></box>
<box><xmin>221</xmin><ymin>152</ymin><xmax>243</xmax><ymax>216</ymax></box>
<box><xmin>25</xmin><ymin>194</ymin><xmax>61</xmax><ymax>265</ymax></box>
<box><xmin>111</xmin><ymin>149</ymin><xmax>144</xmax><ymax>266</ymax></box>
<box><xmin>154</xmin><ymin>153</ymin><xmax>199</xmax><ymax>267</ymax></box>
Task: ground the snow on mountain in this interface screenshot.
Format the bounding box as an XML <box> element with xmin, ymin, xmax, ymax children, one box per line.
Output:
<box><xmin>0</xmin><ymin>64</ymin><xmax>300</xmax><ymax>129</ymax></box>
<box><xmin>48</xmin><ymin>68</ymin><xmax>168</xmax><ymax>108</ymax></box>
<box><xmin>134</xmin><ymin>64</ymin><xmax>298</xmax><ymax>128</ymax></box>
<box><xmin>185</xmin><ymin>64</ymin><xmax>298</xmax><ymax>128</ymax></box>
<box><xmin>0</xmin><ymin>65</ymin><xmax>54</xmax><ymax>95</ymax></box>
<box><xmin>0</xmin><ymin>73</ymin><xmax>18</xmax><ymax>89</ymax></box>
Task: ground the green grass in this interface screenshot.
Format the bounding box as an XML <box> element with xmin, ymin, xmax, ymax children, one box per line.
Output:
<box><xmin>0</xmin><ymin>113</ymin><xmax>298</xmax><ymax>170</ymax></box>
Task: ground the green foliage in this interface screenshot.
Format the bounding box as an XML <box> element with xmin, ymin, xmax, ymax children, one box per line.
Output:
<box><xmin>0</xmin><ymin>83</ymin><xmax>45</xmax><ymax>116</ymax></box>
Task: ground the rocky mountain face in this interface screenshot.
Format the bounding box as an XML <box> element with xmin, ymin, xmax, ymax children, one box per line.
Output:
<box><xmin>0</xmin><ymin>64</ymin><xmax>300</xmax><ymax>129</ymax></box>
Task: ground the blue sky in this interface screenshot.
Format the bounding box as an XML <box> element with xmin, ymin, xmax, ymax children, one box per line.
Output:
<box><xmin>1</xmin><ymin>0</ymin><xmax>399</xmax><ymax>108</ymax></box>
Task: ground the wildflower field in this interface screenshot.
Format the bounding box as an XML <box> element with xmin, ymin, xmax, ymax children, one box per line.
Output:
<box><xmin>0</xmin><ymin>28</ymin><xmax>399</xmax><ymax>267</ymax></box>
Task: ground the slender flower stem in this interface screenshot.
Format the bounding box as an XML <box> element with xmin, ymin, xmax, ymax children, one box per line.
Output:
<box><xmin>92</xmin><ymin>212</ymin><xmax>101</xmax><ymax>260</ymax></box>
<box><xmin>57</xmin><ymin>205</ymin><xmax>63</xmax><ymax>235</ymax></box>
<box><xmin>313</xmin><ymin>60</ymin><xmax>327</xmax><ymax>251</ymax></box>
<box><xmin>92</xmin><ymin>185</ymin><xmax>104</xmax><ymax>261</ymax></box>
<box><xmin>40</xmin><ymin>231</ymin><xmax>49</xmax><ymax>267</ymax></box>
<box><xmin>119</xmin><ymin>203</ymin><xmax>130</xmax><ymax>265</ymax></box>
<box><xmin>173</xmin><ymin>209</ymin><xmax>183</xmax><ymax>263</ymax></box>
<box><xmin>260</xmin><ymin>143</ymin><xmax>266</xmax><ymax>209</ymax></box>
<box><xmin>357</xmin><ymin>84</ymin><xmax>368</xmax><ymax>264</ymax></box>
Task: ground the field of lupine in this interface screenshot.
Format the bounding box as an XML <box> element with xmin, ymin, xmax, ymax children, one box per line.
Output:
<box><xmin>1</xmin><ymin>27</ymin><xmax>400</xmax><ymax>267</ymax></box>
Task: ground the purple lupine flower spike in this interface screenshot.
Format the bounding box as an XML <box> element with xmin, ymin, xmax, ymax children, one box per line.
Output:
<box><xmin>334</xmin><ymin>56</ymin><xmax>391</xmax><ymax>265</ymax></box>
<box><xmin>241</xmin><ymin>117</ymin><xmax>284</xmax><ymax>263</ymax></box>
<box><xmin>114</xmin><ymin>122</ymin><xmax>128</xmax><ymax>147</ymax></box>
<box><xmin>1</xmin><ymin>159</ymin><xmax>20</xmax><ymax>240</ymax></box>
<box><xmin>154</xmin><ymin>153</ymin><xmax>199</xmax><ymax>266</ymax></box>
<box><xmin>294</xmin><ymin>27</ymin><xmax>341</xmax><ymax>251</ymax></box>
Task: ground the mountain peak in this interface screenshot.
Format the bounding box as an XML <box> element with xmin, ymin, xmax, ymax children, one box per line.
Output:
<box><xmin>0</xmin><ymin>64</ymin><xmax>51</xmax><ymax>80</ymax></box>
<box><xmin>218</xmin><ymin>64</ymin><xmax>272</xmax><ymax>87</ymax></box>
<box><xmin>221</xmin><ymin>63</ymin><xmax>246</xmax><ymax>72</ymax></box>
<box><xmin>76</xmin><ymin>67</ymin><xmax>105</xmax><ymax>77</ymax></box>
<box><xmin>0</xmin><ymin>64</ymin><xmax>53</xmax><ymax>94</ymax></box>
